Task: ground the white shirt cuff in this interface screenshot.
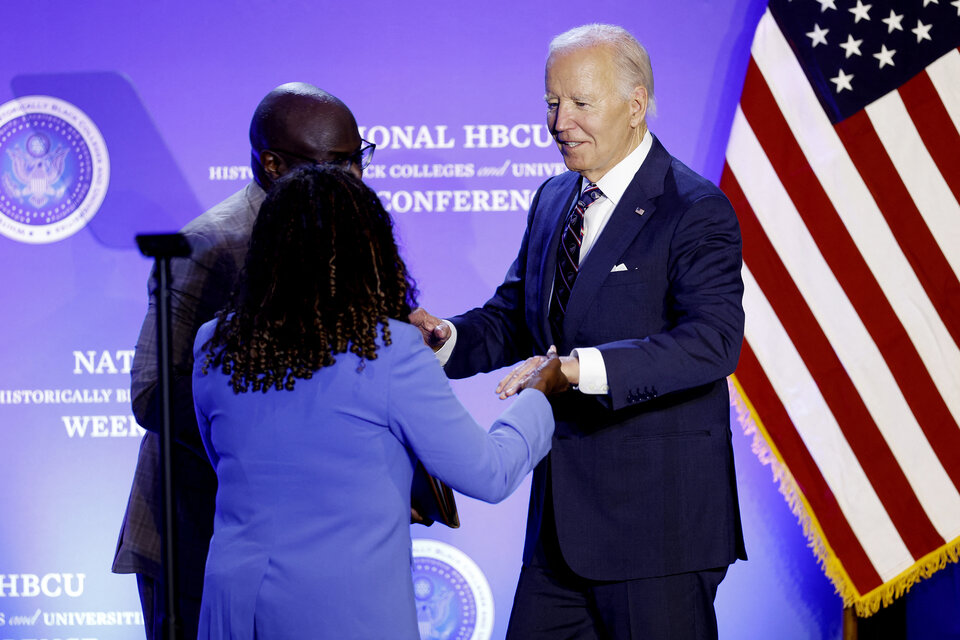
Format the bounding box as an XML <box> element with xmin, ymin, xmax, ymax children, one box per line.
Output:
<box><xmin>571</xmin><ymin>347</ymin><xmax>608</xmax><ymax>395</ymax></box>
<box><xmin>434</xmin><ymin>320</ymin><xmax>457</xmax><ymax>366</ymax></box>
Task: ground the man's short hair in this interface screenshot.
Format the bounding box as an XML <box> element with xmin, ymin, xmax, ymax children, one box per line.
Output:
<box><xmin>548</xmin><ymin>24</ymin><xmax>656</xmax><ymax>116</ymax></box>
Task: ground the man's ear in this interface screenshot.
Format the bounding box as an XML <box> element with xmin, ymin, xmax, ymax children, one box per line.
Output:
<box><xmin>630</xmin><ymin>86</ymin><xmax>648</xmax><ymax>128</ymax></box>
<box><xmin>259</xmin><ymin>150</ymin><xmax>284</xmax><ymax>180</ymax></box>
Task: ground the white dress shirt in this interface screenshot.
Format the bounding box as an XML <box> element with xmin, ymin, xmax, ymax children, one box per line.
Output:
<box><xmin>436</xmin><ymin>131</ymin><xmax>654</xmax><ymax>396</ymax></box>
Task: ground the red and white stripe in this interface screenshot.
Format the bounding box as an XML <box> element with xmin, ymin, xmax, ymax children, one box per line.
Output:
<box><xmin>723</xmin><ymin>10</ymin><xmax>960</xmax><ymax>599</ymax></box>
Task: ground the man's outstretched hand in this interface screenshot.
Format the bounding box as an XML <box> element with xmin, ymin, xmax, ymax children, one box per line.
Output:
<box><xmin>409</xmin><ymin>308</ymin><xmax>451</xmax><ymax>351</ymax></box>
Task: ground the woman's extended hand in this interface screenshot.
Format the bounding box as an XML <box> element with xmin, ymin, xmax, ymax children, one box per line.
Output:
<box><xmin>496</xmin><ymin>346</ymin><xmax>570</xmax><ymax>399</ymax></box>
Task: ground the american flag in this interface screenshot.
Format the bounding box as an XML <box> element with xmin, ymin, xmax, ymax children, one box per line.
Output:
<box><xmin>721</xmin><ymin>0</ymin><xmax>960</xmax><ymax>615</ymax></box>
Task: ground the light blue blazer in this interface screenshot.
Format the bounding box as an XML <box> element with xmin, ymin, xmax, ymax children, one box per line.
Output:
<box><xmin>192</xmin><ymin>319</ymin><xmax>553</xmax><ymax>640</ymax></box>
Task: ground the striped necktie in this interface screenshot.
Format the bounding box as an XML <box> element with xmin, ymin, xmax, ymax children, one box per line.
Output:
<box><xmin>549</xmin><ymin>182</ymin><xmax>603</xmax><ymax>338</ymax></box>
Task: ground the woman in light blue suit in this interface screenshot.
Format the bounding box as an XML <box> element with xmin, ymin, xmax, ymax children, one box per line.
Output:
<box><xmin>191</xmin><ymin>165</ymin><xmax>567</xmax><ymax>640</ymax></box>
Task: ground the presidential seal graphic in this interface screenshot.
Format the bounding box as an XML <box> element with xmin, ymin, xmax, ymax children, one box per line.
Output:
<box><xmin>411</xmin><ymin>539</ymin><xmax>494</xmax><ymax>640</ymax></box>
<box><xmin>0</xmin><ymin>95</ymin><xmax>109</xmax><ymax>243</ymax></box>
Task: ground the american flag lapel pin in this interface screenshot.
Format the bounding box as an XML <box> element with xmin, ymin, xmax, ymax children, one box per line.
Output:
<box><xmin>635</xmin><ymin>207</ymin><xmax>645</xmax><ymax>216</ymax></box>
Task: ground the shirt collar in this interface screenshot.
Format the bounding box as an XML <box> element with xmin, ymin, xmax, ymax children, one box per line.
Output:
<box><xmin>581</xmin><ymin>129</ymin><xmax>653</xmax><ymax>207</ymax></box>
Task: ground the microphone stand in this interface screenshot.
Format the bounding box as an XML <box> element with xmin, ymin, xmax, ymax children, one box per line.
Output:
<box><xmin>136</xmin><ymin>233</ymin><xmax>191</xmax><ymax>640</ymax></box>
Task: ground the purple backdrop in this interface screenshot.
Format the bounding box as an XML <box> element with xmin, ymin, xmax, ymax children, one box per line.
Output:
<box><xmin>0</xmin><ymin>2</ymin><xmax>850</xmax><ymax>638</ymax></box>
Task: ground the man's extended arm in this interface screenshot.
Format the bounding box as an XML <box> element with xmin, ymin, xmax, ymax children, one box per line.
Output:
<box><xmin>496</xmin><ymin>191</ymin><xmax>743</xmax><ymax>408</ymax></box>
<box><xmin>597</xmin><ymin>193</ymin><xmax>744</xmax><ymax>410</ymax></box>
<box><xmin>410</xmin><ymin>182</ymin><xmax>551</xmax><ymax>378</ymax></box>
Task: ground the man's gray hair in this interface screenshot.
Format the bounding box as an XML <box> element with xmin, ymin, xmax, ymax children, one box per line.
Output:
<box><xmin>548</xmin><ymin>24</ymin><xmax>656</xmax><ymax>116</ymax></box>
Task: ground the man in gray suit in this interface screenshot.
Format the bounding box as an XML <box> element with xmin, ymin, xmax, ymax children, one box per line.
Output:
<box><xmin>112</xmin><ymin>82</ymin><xmax>373</xmax><ymax>640</ymax></box>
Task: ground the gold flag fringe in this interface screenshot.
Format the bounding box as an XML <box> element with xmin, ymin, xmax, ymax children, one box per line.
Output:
<box><xmin>728</xmin><ymin>375</ymin><xmax>960</xmax><ymax>617</ymax></box>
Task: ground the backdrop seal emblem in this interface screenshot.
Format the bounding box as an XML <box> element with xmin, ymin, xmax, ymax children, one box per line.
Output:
<box><xmin>412</xmin><ymin>538</ymin><xmax>495</xmax><ymax>640</ymax></box>
<box><xmin>0</xmin><ymin>95</ymin><xmax>110</xmax><ymax>243</ymax></box>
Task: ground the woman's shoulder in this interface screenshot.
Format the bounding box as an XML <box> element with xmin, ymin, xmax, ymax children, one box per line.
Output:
<box><xmin>385</xmin><ymin>318</ymin><xmax>420</xmax><ymax>343</ymax></box>
<box><xmin>191</xmin><ymin>318</ymin><xmax>428</xmax><ymax>370</ymax></box>
<box><xmin>194</xmin><ymin>317</ymin><xmax>220</xmax><ymax>352</ymax></box>
<box><xmin>379</xmin><ymin>319</ymin><xmax>446</xmax><ymax>385</ymax></box>
<box><xmin>384</xmin><ymin>318</ymin><xmax>438</xmax><ymax>357</ymax></box>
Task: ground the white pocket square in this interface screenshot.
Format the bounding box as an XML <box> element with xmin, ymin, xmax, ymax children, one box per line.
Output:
<box><xmin>611</xmin><ymin>263</ymin><xmax>628</xmax><ymax>272</ymax></box>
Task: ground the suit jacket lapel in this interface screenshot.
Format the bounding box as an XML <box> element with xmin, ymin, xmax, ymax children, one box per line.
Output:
<box><xmin>561</xmin><ymin>139</ymin><xmax>672</xmax><ymax>344</ymax></box>
<box><xmin>533</xmin><ymin>174</ymin><xmax>580</xmax><ymax>345</ymax></box>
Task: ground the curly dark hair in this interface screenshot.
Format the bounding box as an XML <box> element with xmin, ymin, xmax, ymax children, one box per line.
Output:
<box><xmin>201</xmin><ymin>164</ymin><xmax>418</xmax><ymax>393</ymax></box>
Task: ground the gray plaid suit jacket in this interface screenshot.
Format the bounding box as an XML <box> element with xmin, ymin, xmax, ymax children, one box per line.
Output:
<box><xmin>113</xmin><ymin>182</ymin><xmax>266</xmax><ymax>597</ymax></box>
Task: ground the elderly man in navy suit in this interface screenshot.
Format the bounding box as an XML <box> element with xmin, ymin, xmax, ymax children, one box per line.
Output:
<box><xmin>412</xmin><ymin>23</ymin><xmax>746</xmax><ymax>639</ymax></box>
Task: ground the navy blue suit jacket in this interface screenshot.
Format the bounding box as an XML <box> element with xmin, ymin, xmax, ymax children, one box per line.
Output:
<box><xmin>446</xmin><ymin>137</ymin><xmax>747</xmax><ymax>580</ymax></box>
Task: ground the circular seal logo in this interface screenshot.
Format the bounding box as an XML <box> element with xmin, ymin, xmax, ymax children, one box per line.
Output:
<box><xmin>412</xmin><ymin>539</ymin><xmax>495</xmax><ymax>640</ymax></box>
<box><xmin>0</xmin><ymin>95</ymin><xmax>110</xmax><ymax>244</ymax></box>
